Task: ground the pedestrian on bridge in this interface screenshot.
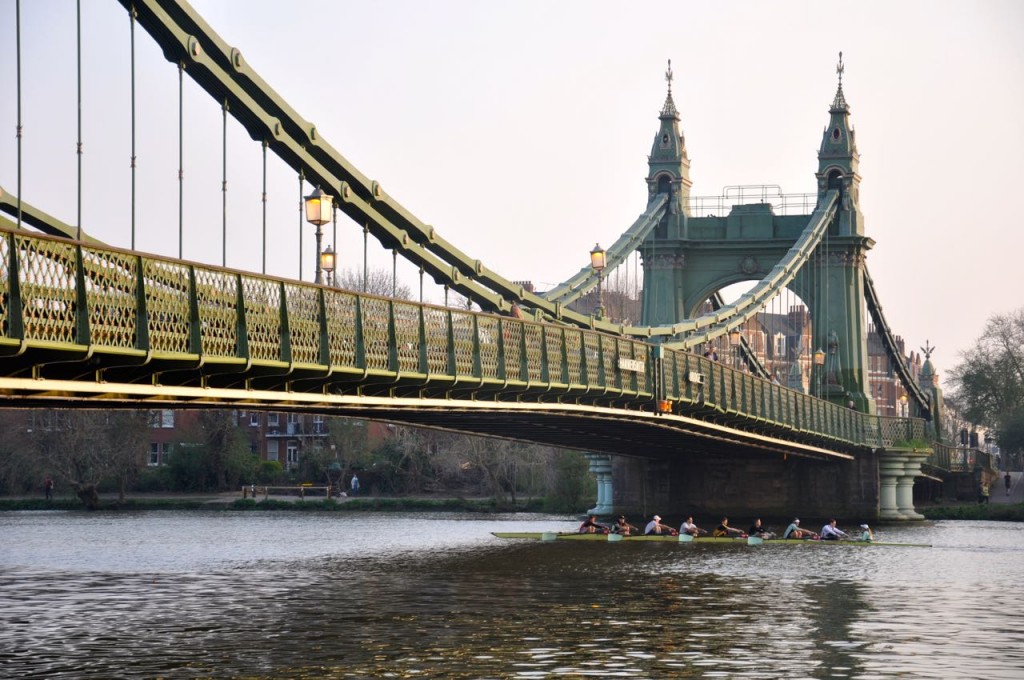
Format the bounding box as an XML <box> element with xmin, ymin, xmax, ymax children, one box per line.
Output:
<box><xmin>1005</xmin><ymin>472</ymin><xmax>1012</xmax><ymax>496</ymax></box>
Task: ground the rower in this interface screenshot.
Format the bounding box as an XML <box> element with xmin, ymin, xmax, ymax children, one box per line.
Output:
<box><xmin>578</xmin><ymin>514</ymin><xmax>609</xmax><ymax>534</ymax></box>
<box><xmin>747</xmin><ymin>518</ymin><xmax>775</xmax><ymax>539</ymax></box>
<box><xmin>644</xmin><ymin>514</ymin><xmax>676</xmax><ymax>536</ymax></box>
<box><xmin>820</xmin><ymin>519</ymin><xmax>849</xmax><ymax>541</ymax></box>
<box><xmin>713</xmin><ymin>516</ymin><xmax>744</xmax><ymax>537</ymax></box>
<box><xmin>782</xmin><ymin>518</ymin><xmax>816</xmax><ymax>539</ymax></box>
<box><xmin>680</xmin><ymin>516</ymin><xmax>705</xmax><ymax>536</ymax></box>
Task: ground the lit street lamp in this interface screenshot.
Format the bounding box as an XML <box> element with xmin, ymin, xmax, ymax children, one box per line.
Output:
<box><xmin>304</xmin><ymin>187</ymin><xmax>333</xmax><ymax>284</ymax></box>
<box><xmin>813</xmin><ymin>346</ymin><xmax>825</xmax><ymax>397</ymax></box>
<box><xmin>320</xmin><ymin>244</ymin><xmax>336</xmax><ymax>286</ymax></box>
<box><xmin>590</xmin><ymin>243</ymin><xmax>606</xmax><ymax>319</ymax></box>
<box><xmin>899</xmin><ymin>394</ymin><xmax>908</xmax><ymax>418</ymax></box>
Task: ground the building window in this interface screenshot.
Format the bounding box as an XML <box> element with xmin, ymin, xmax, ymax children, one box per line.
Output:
<box><xmin>149</xmin><ymin>410</ymin><xmax>175</xmax><ymax>429</ymax></box>
<box><xmin>286</xmin><ymin>443</ymin><xmax>299</xmax><ymax>469</ymax></box>
<box><xmin>250</xmin><ymin>413</ymin><xmax>260</xmax><ymax>427</ymax></box>
<box><xmin>268</xmin><ymin>413</ymin><xmax>280</xmax><ymax>427</ymax></box>
<box><xmin>148</xmin><ymin>442</ymin><xmax>163</xmax><ymax>466</ymax></box>
<box><xmin>313</xmin><ymin>415</ymin><xmax>325</xmax><ymax>434</ymax></box>
<box><xmin>267</xmin><ymin>440</ymin><xmax>279</xmax><ymax>462</ymax></box>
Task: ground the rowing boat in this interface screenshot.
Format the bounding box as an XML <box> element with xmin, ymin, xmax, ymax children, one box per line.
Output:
<box><xmin>491</xmin><ymin>532</ymin><xmax>930</xmax><ymax>547</ymax></box>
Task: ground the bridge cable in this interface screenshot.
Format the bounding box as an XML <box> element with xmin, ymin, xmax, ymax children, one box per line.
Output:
<box><xmin>862</xmin><ymin>266</ymin><xmax>930</xmax><ymax>416</ymax></box>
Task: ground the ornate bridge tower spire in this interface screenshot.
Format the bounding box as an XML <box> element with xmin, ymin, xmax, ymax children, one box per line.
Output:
<box><xmin>816</xmin><ymin>51</ymin><xmax>864</xmax><ymax>237</ymax></box>
<box><xmin>810</xmin><ymin>52</ymin><xmax>876</xmax><ymax>412</ymax></box>
<box><xmin>646</xmin><ymin>59</ymin><xmax>692</xmax><ymax>218</ymax></box>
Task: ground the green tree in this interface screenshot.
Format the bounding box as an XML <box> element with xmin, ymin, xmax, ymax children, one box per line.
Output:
<box><xmin>544</xmin><ymin>450</ymin><xmax>594</xmax><ymax>513</ymax></box>
<box><xmin>949</xmin><ymin>308</ymin><xmax>1024</xmax><ymax>462</ymax></box>
<box><xmin>167</xmin><ymin>411</ymin><xmax>256</xmax><ymax>491</ymax></box>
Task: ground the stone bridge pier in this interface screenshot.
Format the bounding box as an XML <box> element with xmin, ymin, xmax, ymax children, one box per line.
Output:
<box><xmin>585</xmin><ymin>450</ymin><xmax>927</xmax><ymax>523</ymax></box>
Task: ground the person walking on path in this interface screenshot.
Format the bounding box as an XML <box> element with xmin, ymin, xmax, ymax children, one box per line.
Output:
<box><xmin>979</xmin><ymin>481</ymin><xmax>990</xmax><ymax>504</ymax></box>
<box><xmin>350</xmin><ymin>474</ymin><xmax>360</xmax><ymax>497</ymax></box>
<box><xmin>44</xmin><ymin>477</ymin><xmax>54</xmax><ymax>500</ymax></box>
<box><xmin>1006</xmin><ymin>472</ymin><xmax>1013</xmax><ymax>496</ymax></box>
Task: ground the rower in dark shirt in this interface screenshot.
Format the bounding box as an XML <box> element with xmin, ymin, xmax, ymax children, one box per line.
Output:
<box><xmin>578</xmin><ymin>514</ymin><xmax>609</xmax><ymax>534</ymax></box>
<box><xmin>747</xmin><ymin>518</ymin><xmax>775</xmax><ymax>539</ymax></box>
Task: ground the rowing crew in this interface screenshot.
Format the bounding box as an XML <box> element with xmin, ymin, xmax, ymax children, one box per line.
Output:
<box><xmin>580</xmin><ymin>513</ymin><xmax>874</xmax><ymax>542</ymax></box>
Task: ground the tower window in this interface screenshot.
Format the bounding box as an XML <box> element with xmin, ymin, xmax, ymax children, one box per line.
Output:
<box><xmin>831</xmin><ymin>127</ymin><xmax>841</xmax><ymax>141</ymax></box>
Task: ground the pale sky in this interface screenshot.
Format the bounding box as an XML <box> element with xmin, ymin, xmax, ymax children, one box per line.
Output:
<box><xmin>2</xmin><ymin>0</ymin><xmax>1022</xmax><ymax>389</ymax></box>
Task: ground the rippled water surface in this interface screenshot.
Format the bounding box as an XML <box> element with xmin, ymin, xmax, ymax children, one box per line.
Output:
<box><xmin>1</xmin><ymin>512</ymin><xmax>1022</xmax><ymax>678</ymax></box>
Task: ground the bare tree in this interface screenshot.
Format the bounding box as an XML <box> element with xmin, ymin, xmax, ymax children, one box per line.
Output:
<box><xmin>31</xmin><ymin>410</ymin><xmax>149</xmax><ymax>509</ymax></box>
<box><xmin>336</xmin><ymin>267</ymin><xmax>412</xmax><ymax>300</ymax></box>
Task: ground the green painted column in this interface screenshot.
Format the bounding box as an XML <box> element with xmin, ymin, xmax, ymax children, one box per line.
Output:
<box><xmin>585</xmin><ymin>453</ymin><xmax>614</xmax><ymax>516</ymax></box>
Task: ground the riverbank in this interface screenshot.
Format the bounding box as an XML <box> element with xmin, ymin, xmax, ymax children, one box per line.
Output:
<box><xmin>3</xmin><ymin>495</ymin><xmax>1022</xmax><ymax>520</ymax></box>
<box><xmin>0</xmin><ymin>494</ymin><xmax>547</xmax><ymax>514</ymax></box>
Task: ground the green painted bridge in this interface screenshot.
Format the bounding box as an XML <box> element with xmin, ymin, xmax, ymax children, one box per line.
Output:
<box><xmin>0</xmin><ymin>0</ymin><xmax>969</xmax><ymax>521</ymax></box>
<box><xmin>0</xmin><ymin>226</ymin><xmax>923</xmax><ymax>464</ymax></box>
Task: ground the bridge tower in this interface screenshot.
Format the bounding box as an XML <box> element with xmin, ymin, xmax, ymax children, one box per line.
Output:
<box><xmin>811</xmin><ymin>52</ymin><xmax>875</xmax><ymax>412</ymax></box>
<box><xmin>641</xmin><ymin>61</ymin><xmax>692</xmax><ymax>326</ymax></box>
<box><xmin>639</xmin><ymin>54</ymin><xmax>877</xmax><ymax>411</ymax></box>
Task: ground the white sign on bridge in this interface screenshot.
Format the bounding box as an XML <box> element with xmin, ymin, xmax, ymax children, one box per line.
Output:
<box><xmin>617</xmin><ymin>357</ymin><xmax>645</xmax><ymax>374</ymax></box>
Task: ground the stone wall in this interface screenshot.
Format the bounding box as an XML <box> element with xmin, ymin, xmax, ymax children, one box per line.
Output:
<box><xmin>610</xmin><ymin>450</ymin><xmax>880</xmax><ymax>523</ymax></box>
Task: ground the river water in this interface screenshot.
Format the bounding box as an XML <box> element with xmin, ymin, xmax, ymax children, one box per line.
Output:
<box><xmin>1</xmin><ymin>512</ymin><xmax>1022</xmax><ymax>679</ymax></box>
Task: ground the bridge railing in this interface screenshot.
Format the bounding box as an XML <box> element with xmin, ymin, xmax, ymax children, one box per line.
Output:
<box><xmin>659</xmin><ymin>349</ymin><xmax>926</xmax><ymax>449</ymax></box>
<box><xmin>687</xmin><ymin>186</ymin><xmax>818</xmax><ymax>217</ymax></box>
<box><xmin>0</xmin><ymin>226</ymin><xmax>928</xmax><ymax>453</ymax></box>
<box><xmin>0</xmin><ymin>227</ymin><xmax>660</xmax><ymax>400</ymax></box>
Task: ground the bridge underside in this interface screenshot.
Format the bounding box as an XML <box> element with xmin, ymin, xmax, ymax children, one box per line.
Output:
<box><xmin>0</xmin><ymin>376</ymin><xmax>858</xmax><ymax>463</ymax></box>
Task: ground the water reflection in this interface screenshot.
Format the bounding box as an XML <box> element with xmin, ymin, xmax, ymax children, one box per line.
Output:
<box><xmin>1</xmin><ymin>515</ymin><xmax>1023</xmax><ymax>678</ymax></box>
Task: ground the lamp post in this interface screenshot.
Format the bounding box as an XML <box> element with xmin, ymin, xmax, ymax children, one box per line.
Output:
<box><xmin>320</xmin><ymin>245</ymin><xmax>336</xmax><ymax>286</ymax></box>
<box><xmin>304</xmin><ymin>187</ymin><xmax>333</xmax><ymax>284</ymax></box>
<box><xmin>590</xmin><ymin>243</ymin><xmax>606</xmax><ymax>319</ymax></box>
<box><xmin>899</xmin><ymin>394</ymin><xmax>908</xmax><ymax>418</ymax></box>
<box><xmin>813</xmin><ymin>347</ymin><xmax>825</xmax><ymax>397</ymax></box>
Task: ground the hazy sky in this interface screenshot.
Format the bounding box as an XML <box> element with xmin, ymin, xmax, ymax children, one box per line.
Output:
<box><xmin>2</xmin><ymin>0</ymin><xmax>1022</xmax><ymax>388</ymax></box>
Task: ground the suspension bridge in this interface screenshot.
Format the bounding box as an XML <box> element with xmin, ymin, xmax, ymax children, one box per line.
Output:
<box><xmin>0</xmin><ymin>0</ymin><xmax>985</xmax><ymax>520</ymax></box>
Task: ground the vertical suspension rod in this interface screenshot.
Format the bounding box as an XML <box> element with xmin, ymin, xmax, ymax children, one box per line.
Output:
<box><xmin>298</xmin><ymin>170</ymin><xmax>304</xmax><ymax>281</ymax></box>
<box><xmin>362</xmin><ymin>221</ymin><xmax>368</xmax><ymax>293</ymax></box>
<box><xmin>15</xmin><ymin>0</ymin><xmax>22</xmax><ymax>228</ymax></box>
<box><xmin>177</xmin><ymin>61</ymin><xmax>183</xmax><ymax>260</ymax></box>
<box><xmin>129</xmin><ymin>5</ymin><xmax>137</xmax><ymax>249</ymax></box>
<box><xmin>76</xmin><ymin>0</ymin><xmax>82</xmax><ymax>240</ymax></box>
<box><xmin>261</xmin><ymin>141</ymin><xmax>267</xmax><ymax>274</ymax></box>
<box><xmin>221</xmin><ymin>98</ymin><xmax>227</xmax><ymax>267</ymax></box>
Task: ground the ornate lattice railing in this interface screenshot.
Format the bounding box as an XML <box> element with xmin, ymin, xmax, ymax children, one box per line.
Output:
<box><xmin>0</xmin><ymin>227</ymin><xmax>928</xmax><ymax>453</ymax></box>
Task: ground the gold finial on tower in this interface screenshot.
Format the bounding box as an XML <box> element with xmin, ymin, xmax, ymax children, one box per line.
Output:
<box><xmin>921</xmin><ymin>340</ymin><xmax>936</xmax><ymax>360</ymax></box>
